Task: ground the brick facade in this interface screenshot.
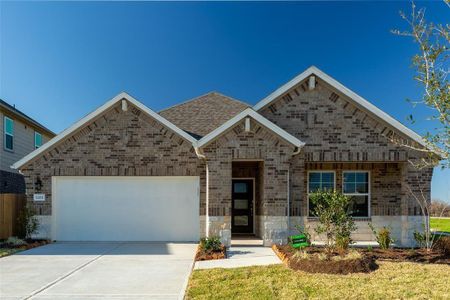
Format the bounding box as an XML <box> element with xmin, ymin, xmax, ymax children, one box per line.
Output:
<box><xmin>18</xmin><ymin>77</ymin><xmax>434</xmax><ymax>246</ymax></box>
<box><xmin>21</xmin><ymin>102</ymin><xmax>205</xmax><ymax>215</ymax></box>
<box><xmin>0</xmin><ymin>170</ymin><xmax>25</xmax><ymax>194</ymax></box>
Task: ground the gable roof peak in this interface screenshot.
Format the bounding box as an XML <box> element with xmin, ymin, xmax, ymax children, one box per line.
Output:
<box><xmin>253</xmin><ymin>66</ymin><xmax>427</xmax><ymax>148</ymax></box>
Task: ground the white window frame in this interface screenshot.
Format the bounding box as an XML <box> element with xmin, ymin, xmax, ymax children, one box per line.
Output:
<box><xmin>307</xmin><ymin>170</ymin><xmax>336</xmax><ymax>217</ymax></box>
<box><xmin>4</xmin><ymin>116</ymin><xmax>14</xmax><ymax>151</ymax></box>
<box><xmin>34</xmin><ymin>131</ymin><xmax>42</xmax><ymax>149</ymax></box>
<box><xmin>342</xmin><ymin>170</ymin><xmax>371</xmax><ymax>218</ymax></box>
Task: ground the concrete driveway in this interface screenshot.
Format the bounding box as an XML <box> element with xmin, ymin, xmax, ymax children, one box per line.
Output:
<box><xmin>0</xmin><ymin>242</ymin><xmax>197</xmax><ymax>300</ymax></box>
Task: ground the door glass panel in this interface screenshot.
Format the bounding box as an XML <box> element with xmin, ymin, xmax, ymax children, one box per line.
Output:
<box><xmin>234</xmin><ymin>215</ymin><xmax>248</xmax><ymax>226</ymax></box>
<box><xmin>234</xmin><ymin>182</ymin><xmax>247</xmax><ymax>193</ymax></box>
<box><xmin>234</xmin><ymin>199</ymin><xmax>248</xmax><ymax>209</ymax></box>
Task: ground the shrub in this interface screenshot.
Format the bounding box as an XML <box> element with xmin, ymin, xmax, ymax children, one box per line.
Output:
<box><xmin>367</xmin><ymin>245</ymin><xmax>373</xmax><ymax>252</ymax></box>
<box><xmin>309</xmin><ymin>190</ymin><xmax>356</xmax><ymax>252</ymax></box>
<box><xmin>16</xmin><ymin>205</ymin><xmax>39</xmax><ymax>239</ymax></box>
<box><xmin>6</xmin><ymin>237</ymin><xmax>27</xmax><ymax>247</ymax></box>
<box><xmin>199</xmin><ymin>236</ymin><xmax>222</xmax><ymax>252</ymax></box>
<box><xmin>369</xmin><ymin>223</ymin><xmax>394</xmax><ymax>250</ymax></box>
<box><xmin>434</xmin><ymin>236</ymin><xmax>450</xmax><ymax>255</ymax></box>
<box><xmin>292</xmin><ymin>249</ymin><xmax>310</xmax><ymax>260</ymax></box>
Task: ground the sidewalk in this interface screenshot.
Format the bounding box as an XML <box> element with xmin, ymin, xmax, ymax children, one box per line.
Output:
<box><xmin>194</xmin><ymin>246</ymin><xmax>281</xmax><ymax>270</ymax></box>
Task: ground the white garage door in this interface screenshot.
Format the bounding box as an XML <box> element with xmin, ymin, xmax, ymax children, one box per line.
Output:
<box><xmin>52</xmin><ymin>176</ymin><xmax>200</xmax><ymax>241</ymax></box>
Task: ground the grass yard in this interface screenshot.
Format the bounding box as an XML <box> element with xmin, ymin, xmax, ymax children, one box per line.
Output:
<box><xmin>431</xmin><ymin>217</ymin><xmax>450</xmax><ymax>233</ymax></box>
<box><xmin>0</xmin><ymin>248</ymin><xmax>22</xmax><ymax>258</ymax></box>
<box><xmin>187</xmin><ymin>262</ymin><xmax>450</xmax><ymax>299</ymax></box>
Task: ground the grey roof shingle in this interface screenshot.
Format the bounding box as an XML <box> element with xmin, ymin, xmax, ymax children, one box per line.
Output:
<box><xmin>159</xmin><ymin>92</ymin><xmax>250</xmax><ymax>138</ymax></box>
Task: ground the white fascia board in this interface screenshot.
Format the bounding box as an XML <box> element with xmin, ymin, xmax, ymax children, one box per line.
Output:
<box><xmin>253</xmin><ymin>66</ymin><xmax>427</xmax><ymax>147</ymax></box>
<box><xmin>12</xmin><ymin>92</ymin><xmax>198</xmax><ymax>170</ymax></box>
<box><xmin>197</xmin><ymin>108</ymin><xmax>305</xmax><ymax>148</ymax></box>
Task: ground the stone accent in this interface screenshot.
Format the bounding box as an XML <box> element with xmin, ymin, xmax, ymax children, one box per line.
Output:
<box><xmin>207</xmin><ymin>216</ymin><xmax>232</xmax><ymax>246</ymax></box>
<box><xmin>257</xmin><ymin>216</ymin><xmax>289</xmax><ymax>246</ymax></box>
<box><xmin>0</xmin><ymin>170</ymin><xmax>25</xmax><ymax>194</ymax></box>
<box><xmin>289</xmin><ymin>215</ymin><xmax>424</xmax><ymax>247</ymax></box>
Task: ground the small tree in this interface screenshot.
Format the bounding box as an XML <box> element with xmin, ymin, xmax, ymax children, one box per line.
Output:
<box><xmin>392</xmin><ymin>1</ymin><xmax>449</xmax><ymax>168</ymax></box>
<box><xmin>16</xmin><ymin>205</ymin><xmax>39</xmax><ymax>239</ymax></box>
<box><xmin>310</xmin><ymin>190</ymin><xmax>356</xmax><ymax>252</ymax></box>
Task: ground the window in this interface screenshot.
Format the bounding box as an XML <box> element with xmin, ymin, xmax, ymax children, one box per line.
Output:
<box><xmin>343</xmin><ymin>171</ymin><xmax>370</xmax><ymax>217</ymax></box>
<box><xmin>34</xmin><ymin>132</ymin><xmax>42</xmax><ymax>149</ymax></box>
<box><xmin>308</xmin><ymin>171</ymin><xmax>335</xmax><ymax>216</ymax></box>
<box><xmin>4</xmin><ymin>116</ymin><xmax>13</xmax><ymax>151</ymax></box>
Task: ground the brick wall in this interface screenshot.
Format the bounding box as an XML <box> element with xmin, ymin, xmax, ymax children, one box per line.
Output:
<box><xmin>20</xmin><ymin>101</ymin><xmax>205</xmax><ymax>215</ymax></box>
<box><xmin>259</xmin><ymin>78</ymin><xmax>433</xmax><ymax>217</ymax></box>
<box><xmin>203</xmin><ymin>119</ymin><xmax>293</xmax><ymax>217</ymax></box>
<box><xmin>0</xmin><ymin>170</ymin><xmax>25</xmax><ymax>194</ymax></box>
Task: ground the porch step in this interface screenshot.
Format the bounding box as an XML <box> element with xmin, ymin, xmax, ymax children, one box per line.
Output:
<box><xmin>231</xmin><ymin>236</ymin><xmax>264</xmax><ymax>246</ymax></box>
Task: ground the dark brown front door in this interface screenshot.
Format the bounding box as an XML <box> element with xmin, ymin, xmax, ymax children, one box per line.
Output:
<box><xmin>232</xmin><ymin>179</ymin><xmax>253</xmax><ymax>234</ymax></box>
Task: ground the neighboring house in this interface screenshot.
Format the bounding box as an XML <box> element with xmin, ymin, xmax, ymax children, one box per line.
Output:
<box><xmin>0</xmin><ymin>99</ymin><xmax>55</xmax><ymax>193</ymax></box>
<box><xmin>12</xmin><ymin>67</ymin><xmax>436</xmax><ymax>247</ymax></box>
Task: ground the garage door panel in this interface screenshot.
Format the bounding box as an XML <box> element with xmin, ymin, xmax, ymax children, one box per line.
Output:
<box><xmin>52</xmin><ymin>176</ymin><xmax>199</xmax><ymax>241</ymax></box>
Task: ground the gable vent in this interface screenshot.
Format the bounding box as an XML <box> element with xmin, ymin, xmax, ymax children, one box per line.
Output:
<box><xmin>329</xmin><ymin>92</ymin><xmax>339</xmax><ymax>102</ymax></box>
<box><xmin>282</xmin><ymin>93</ymin><xmax>293</xmax><ymax>103</ymax></box>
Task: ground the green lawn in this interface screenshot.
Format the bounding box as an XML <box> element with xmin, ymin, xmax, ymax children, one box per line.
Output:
<box><xmin>431</xmin><ymin>217</ymin><xmax>450</xmax><ymax>233</ymax></box>
<box><xmin>0</xmin><ymin>248</ymin><xmax>22</xmax><ymax>258</ymax></box>
<box><xmin>187</xmin><ymin>262</ymin><xmax>450</xmax><ymax>299</ymax></box>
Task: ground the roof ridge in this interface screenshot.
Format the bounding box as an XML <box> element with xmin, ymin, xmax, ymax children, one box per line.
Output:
<box><xmin>158</xmin><ymin>91</ymin><xmax>249</xmax><ymax>114</ymax></box>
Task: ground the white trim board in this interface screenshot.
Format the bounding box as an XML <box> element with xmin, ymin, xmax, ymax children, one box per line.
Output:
<box><xmin>197</xmin><ymin>108</ymin><xmax>305</xmax><ymax>148</ymax></box>
<box><xmin>12</xmin><ymin>92</ymin><xmax>199</xmax><ymax>170</ymax></box>
<box><xmin>253</xmin><ymin>66</ymin><xmax>427</xmax><ymax>148</ymax></box>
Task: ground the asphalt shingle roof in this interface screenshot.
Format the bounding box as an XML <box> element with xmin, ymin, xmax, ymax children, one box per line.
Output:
<box><xmin>159</xmin><ymin>92</ymin><xmax>250</xmax><ymax>138</ymax></box>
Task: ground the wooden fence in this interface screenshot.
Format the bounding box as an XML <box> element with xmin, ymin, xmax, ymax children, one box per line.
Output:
<box><xmin>0</xmin><ymin>194</ymin><xmax>26</xmax><ymax>239</ymax></box>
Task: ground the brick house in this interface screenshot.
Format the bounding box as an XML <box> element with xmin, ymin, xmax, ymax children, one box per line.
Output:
<box><xmin>12</xmin><ymin>67</ymin><xmax>436</xmax><ymax>247</ymax></box>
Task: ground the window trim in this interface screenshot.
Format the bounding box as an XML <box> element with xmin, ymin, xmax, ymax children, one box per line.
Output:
<box><xmin>34</xmin><ymin>131</ymin><xmax>42</xmax><ymax>149</ymax></box>
<box><xmin>4</xmin><ymin>116</ymin><xmax>14</xmax><ymax>151</ymax></box>
<box><xmin>342</xmin><ymin>170</ymin><xmax>371</xmax><ymax>218</ymax></box>
<box><xmin>307</xmin><ymin>170</ymin><xmax>336</xmax><ymax>217</ymax></box>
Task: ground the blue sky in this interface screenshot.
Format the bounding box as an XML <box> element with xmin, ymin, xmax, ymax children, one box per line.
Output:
<box><xmin>1</xmin><ymin>1</ymin><xmax>449</xmax><ymax>202</ymax></box>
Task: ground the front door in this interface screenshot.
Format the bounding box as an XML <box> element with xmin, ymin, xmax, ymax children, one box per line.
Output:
<box><xmin>232</xmin><ymin>179</ymin><xmax>254</xmax><ymax>234</ymax></box>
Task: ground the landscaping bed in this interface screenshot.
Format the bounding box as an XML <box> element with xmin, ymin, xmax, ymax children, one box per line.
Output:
<box><xmin>273</xmin><ymin>244</ymin><xmax>378</xmax><ymax>274</ymax></box>
<box><xmin>195</xmin><ymin>236</ymin><xmax>227</xmax><ymax>261</ymax></box>
<box><xmin>195</xmin><ymin>245</ymin><xmax>227</xmax><ymax>261</ymax></box>
<box><xmin>0</xmin><ymin>238</ymin><xmax>51</xmax><ymax>258</ymax></box>
<box><xmin>362</xmin><ymin>247</ymin><xmax>449</xmax><ymax>264</ymax></box>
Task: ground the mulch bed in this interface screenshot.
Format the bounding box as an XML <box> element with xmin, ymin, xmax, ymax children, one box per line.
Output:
<box><xmin>195</xmin><ymin>245</ymin><xmax>227</xmax><ymax>261</ymax></box>
<box><xmin>361</xmin><ymin>248</ymin><xmax>449</xmax><ymax>264</ymax></box>
<box><xmin>273</xmin><ymin>245</ymin><xmax>378</xmax><ymax>275</ymax></box>
<box><xmin>0</xmin><ymin>239</ymin><xmax>51</xmax><ymax>258</ymax></box>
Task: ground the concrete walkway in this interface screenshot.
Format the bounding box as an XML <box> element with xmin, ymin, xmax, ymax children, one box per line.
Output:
<box><xmin>194</xmin><ymin>246</ymin><xmax>281</xmax><ymax>270</ymax></box>
<box><xmin>0</xmin><ymin>242</ymin><xmax>197</xmax><ymax>300</ymax></box>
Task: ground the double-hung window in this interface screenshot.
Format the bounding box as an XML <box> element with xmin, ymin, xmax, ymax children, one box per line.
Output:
<box><xmin>34</xmin><ymin>132</ymin><xmax>42</xmax><ymax>149</ymax></box>
<box><xmin>308</xmin><ymin>171</ymin><xmax>335</xmax><ymax>216</ymax></box>
<box><xmin>4</xmin><ymin>116</ymin><xmax>14</xmax><ymax>151</ymax></box>
<box><xmin>343</xmin><ymin>171</ymin><xmax>370</xmax><ymax>217</ymax></box>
